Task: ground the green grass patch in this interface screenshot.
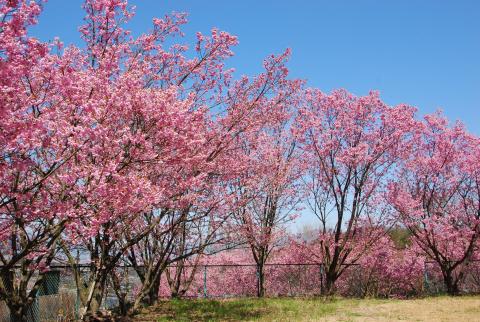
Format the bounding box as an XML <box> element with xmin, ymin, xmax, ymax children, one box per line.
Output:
<box><xmin>133</xmin><ymin>295</ymin><xmax>480</xmax><ymax>322</ymax></box>
<box><xmin>137</xmin><ymin>297</ymin><xmax>338</xmax><ymax>321</ymax></box>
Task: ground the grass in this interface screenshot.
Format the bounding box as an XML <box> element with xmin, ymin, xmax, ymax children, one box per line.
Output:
<box><xmin>133</xmin><ymin>295</ymin><xmax>480</xmax><ymax>321</ymax></box>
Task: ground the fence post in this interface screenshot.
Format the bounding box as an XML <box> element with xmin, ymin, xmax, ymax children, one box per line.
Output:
<box><xmin>203</xmin><ymin>265</ymin><xmax>208</xmax><ymax>299</ymax></box>
<box><xmin>74</xmin><ymin>250</ymin><xmax>80</xmax><ymax>319</ymax></box>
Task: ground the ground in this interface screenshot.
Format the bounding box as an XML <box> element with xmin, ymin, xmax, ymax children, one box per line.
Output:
<box><xmin>132</xmin><ymin>296</ymin><xmax>480</xmax><ymax>321</ymax></box>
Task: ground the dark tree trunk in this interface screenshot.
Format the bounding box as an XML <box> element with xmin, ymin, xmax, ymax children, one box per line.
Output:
<box><xmin>8</xmin><ymin>300</ymin><xmax>38</xmax><ymax>322</ymax></box>
<box><xmin>323</xmin><ymin>270</ymin><xmax>338</xmax><ymax>296</ymax></box>
<box><xmin>147</xmin><ymin>273</ymin><xmax>161</xmax><ymax>305</ymax></box>
<box><xmin>111</xmin><ymin>271</ymin><xmax>130</xmax><ymax>316</ymax></box>
<box><xmin>3</xmin><ymin>271</ymin><xmax>38</xmax><ymax>322</ymax></box>
<box><xmin>444</xmin><ymin>270</ymin><xmax>460</xmax><ymax>296</ymax></box>
<box><xmin>257</xmin><ymin>264</ymin><xmax>266</xmax><ymax>298</ymax></box>
<box><xmin>9</xmin><ymin>305</ymin><xmax>26</xmax><ymax>322</ymax></box>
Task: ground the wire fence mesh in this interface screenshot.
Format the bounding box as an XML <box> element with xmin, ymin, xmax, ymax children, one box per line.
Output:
<box><xmin>163</xmin><ymin>264</ymin><xmax>325</xmax><ymax>299</ymax></box>
<box><xmin>423</xmin><ymin>260</ymin><xmax>480</xmax><ymax>295</ymax></box>
<box><xmin>0</xmin><ymin>268</ymin><xmax>78</xmax><ymax>322</ymax></box>
<box><xmin>2</xmin><ymin>261</ymin><xmax>480</xmax><ymax>321</ymax></box>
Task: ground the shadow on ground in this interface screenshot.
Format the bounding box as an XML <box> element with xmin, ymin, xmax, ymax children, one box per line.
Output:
<box><xmin>136</xmin><ymin>299</ymin><xmax>272</xmax><ymax>321</ymax></box>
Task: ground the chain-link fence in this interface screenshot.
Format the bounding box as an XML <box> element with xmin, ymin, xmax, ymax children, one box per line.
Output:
<box><xmin>2</xmin><ymin>261</ymin><xmax>480</xmax><ymax>321</ymax></box>
<box><xmin>0</xmin><ymin>265</ymin><xmax>139</xmax><ymax>321</ymax></box>
<box><xmin>165</xmin><ymin>264</ymin><xmax>325</xmax><ymax>299</ymax></box>
<box><xmin>0</xmin><ymin>263</ymin><xmax>335</xmax><ymax>321</ymax></box>
<box><xmin>0</xmin><ymin>268</ymin><xmax>78</xmax><ymax>322</ymax></box>
<box><xmin>423</xmin><ymin>260</ymin><xmax>480</xmax><ymax>295</ymax></box>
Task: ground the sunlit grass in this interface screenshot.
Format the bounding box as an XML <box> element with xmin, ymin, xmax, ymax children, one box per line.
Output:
<box><xmin>133</xmin><ymin>295</ymin><xmax>480</xmax><ymax>321</ymax></box>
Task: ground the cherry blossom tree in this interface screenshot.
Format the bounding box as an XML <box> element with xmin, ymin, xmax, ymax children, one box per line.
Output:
<box><xmin>0</xmin><ymin>1</ymin><xmax>91</xmax><ymax>319</ymax></box>
<box><xmin>231</xmin><ymin>103</ymin><xmax>305</xmax><ymax>297</ymax></box>
<box><xmin>125</xmin><ymin>206</ymin><xmax>228</xmax><ymax>312</ymax></box>
<box><xmin>296</xmin><ymin>89</ymin><xmax>417</xmax><ymax>294</ymax></box>
<box><xmin>51</xmin><ymin>1</ymin><xmax>209</xmax><ymax>316</ymax></box>
<box><xmin>39</xmin><ymin>0</ymin><xmax>300</xmax><ymax>316</ymax></box>
<box><xmin>7</xmin><ymin>0</ymin><xmax>480</xmax><ymax>319</ymax></box>
<box><xmin>389</xmin><ymin>113</ymin><xmax>480</xmax><ymax>295</ymax></box>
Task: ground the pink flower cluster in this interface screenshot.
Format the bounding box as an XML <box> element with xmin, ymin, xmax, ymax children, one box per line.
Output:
<box><xmin>2</xmin><ymin>0</ymin><xmax>480</xmax><ymax>318</ymax></box>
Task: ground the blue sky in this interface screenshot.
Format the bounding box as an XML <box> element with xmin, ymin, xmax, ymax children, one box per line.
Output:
<box><xmin>30</xmin><ymin>0</ymin><xmax>479</xmax><ymax>230</ymax></box>
<box><xmin>31</xmin><ymin>0</ymin><xmax>479</xmax><ymax>134</ymax></box>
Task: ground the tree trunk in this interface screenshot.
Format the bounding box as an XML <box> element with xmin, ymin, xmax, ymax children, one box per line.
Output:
<box><xmin>170</xmin><ymin>289</ymin><xmax>180</xmax><ymax>299</ymax></box>
<box><xmin>167</xmin><ymin>264</ymin><xmax>183</xmax><ymax>299</ymax></box>
<box><xmin>9</xmin><ymin>304</ymin><xmax>26</xmax><ymax>322</ymax></box>
<box><xmin>80</xmin><ymin>275</ymin><xmax>107</xmax><ymax>318</ymax></box>
<box><xmin>3</xmin><ymin>271</ymin><xmax>37</xmax><ymax>322</ymax></box>
<box><xmin>8</xmin><ymin>299</ymin><xmax>38</xmax><ymax>322</ymax></box>
<box><xmin>324</xmin><ymin>270</ymin><xmax>338</xmax><ymax>296</ymax></box>
<box><xmin>111</xmin><ymin>271</ymin><xmax>130</xmax><ymax>316</ymax></box>
<box><xmin>257</xmin><ymin>264</ymin><xmax>265</xmax><ymax>298</ymax></box>
<box><xmin>444</xmin><ymin>271</ymin><xmax>460</xmax><ymax>296</ymax></box>
<box><xmin>147</xmin><ymin>273</ymin><xmax>161</xmax><ymax>305</ymax></box>
<box><xmin>89</xmin><ymin>283</ymin><xmax>105</xmax><ymax>314</ymax></box>
<box><xmin>131</xmin><ymin>269</ymin><xmax>164</xmax><ymax>313</ymax></box>
<box><xmin>117</xmin><ymin>294</ymin><xmax>129</xmax><ymax>317</ymax></box>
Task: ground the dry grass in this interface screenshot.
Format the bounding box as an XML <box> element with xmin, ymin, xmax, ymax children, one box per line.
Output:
<box><xmin>133</xmin><ymin>296</ymin><xmax>480</xmax><ymax>322</ymax></box>
<box><xmin>323</xmin><ymin>296</ymin><xmax>480</xmax><ymax>322</ymax></box>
